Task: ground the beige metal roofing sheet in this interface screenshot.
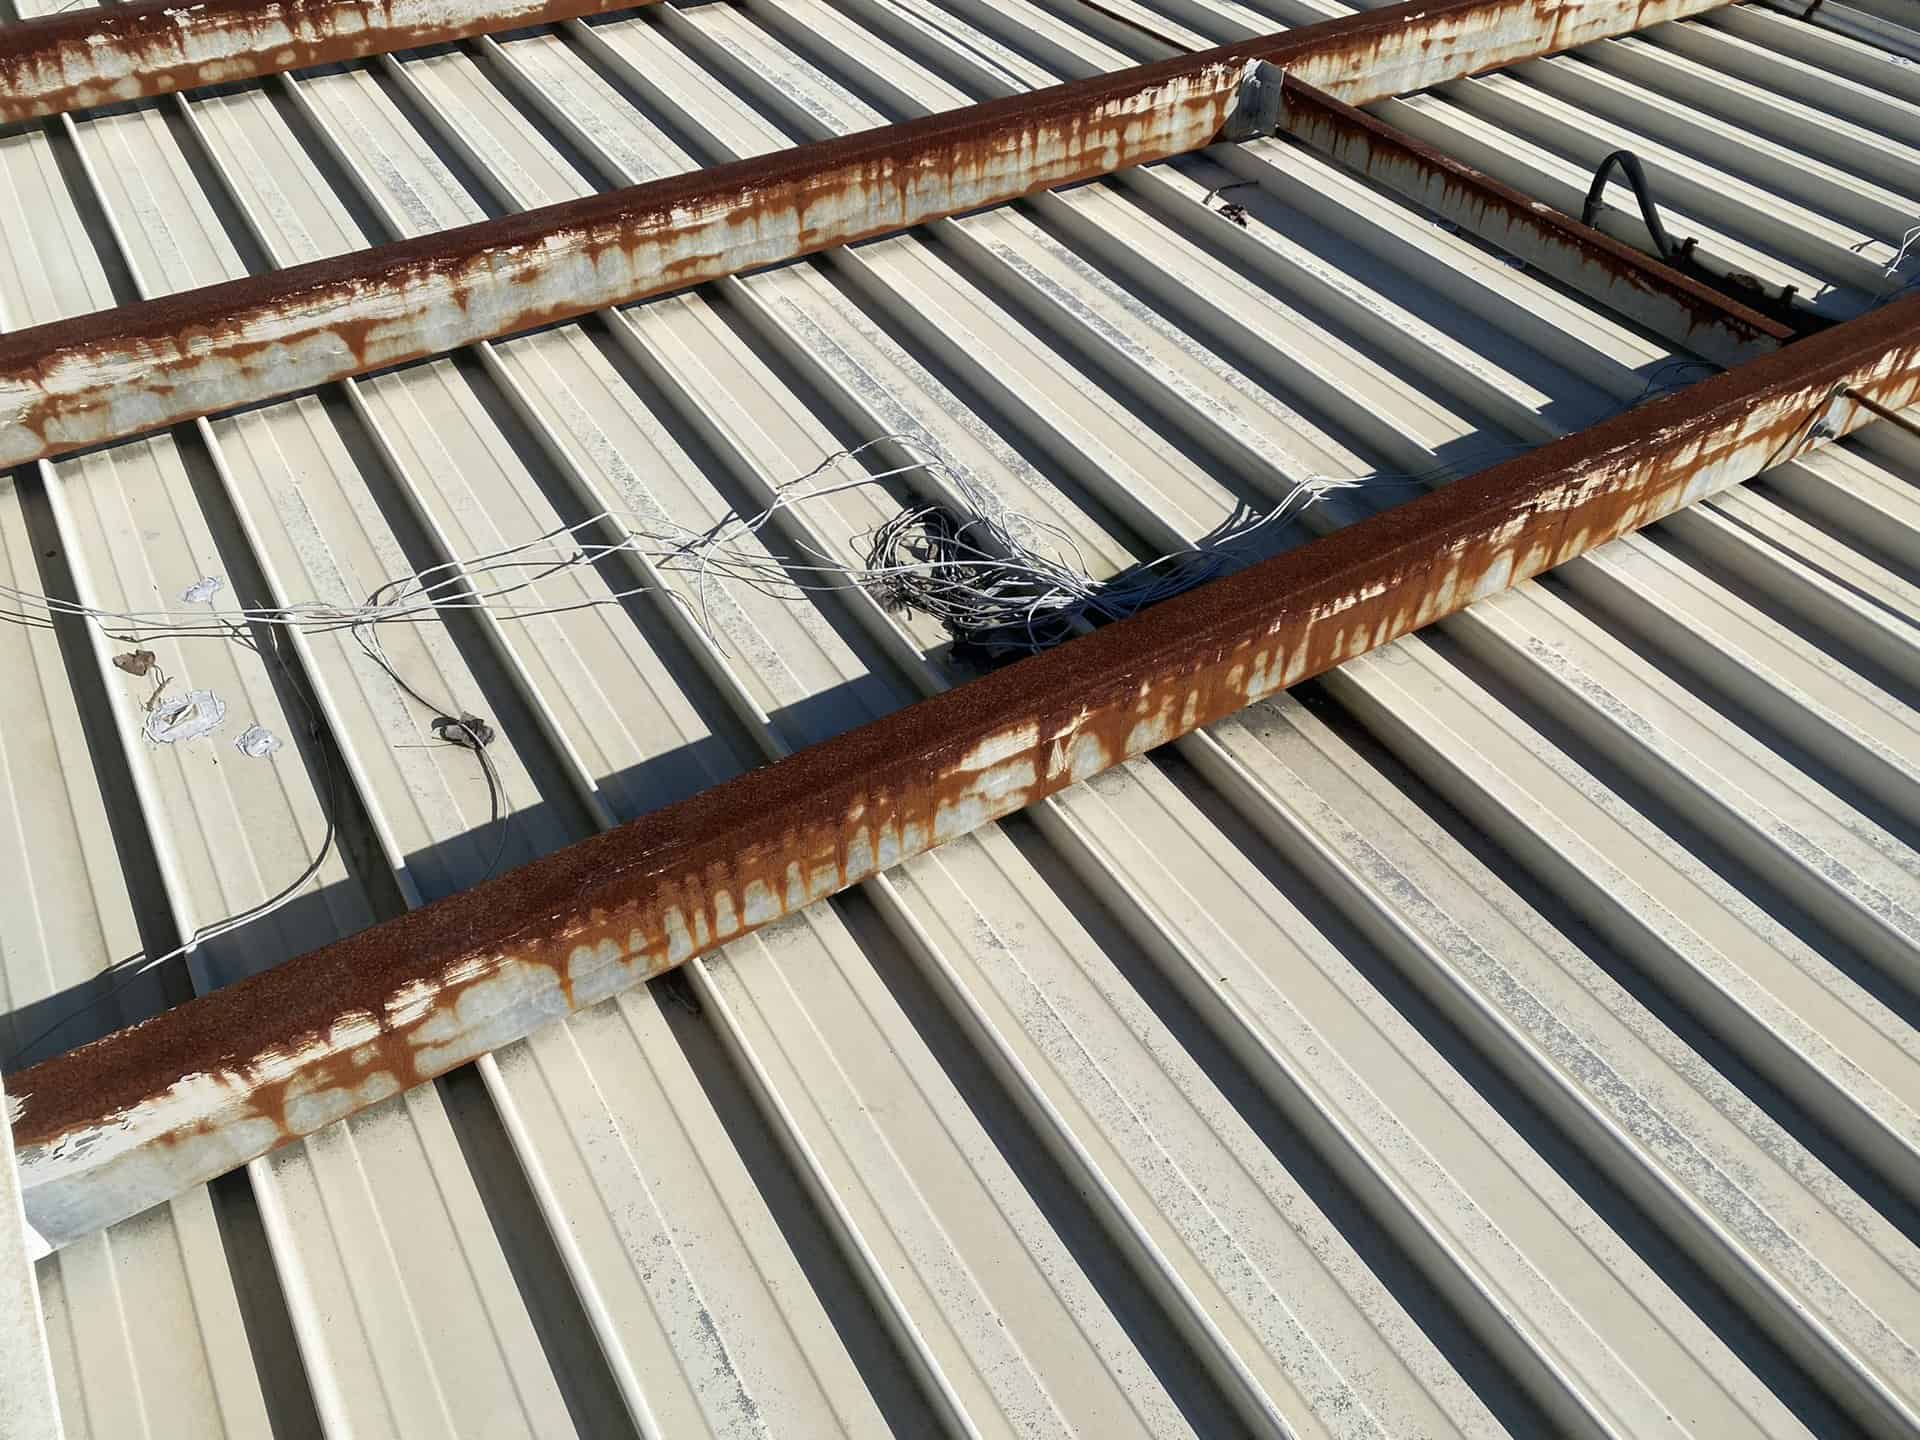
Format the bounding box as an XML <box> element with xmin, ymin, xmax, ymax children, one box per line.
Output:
<box><xmin>2</xmin><ymin>1</ymin><xmax>1919</xmax><ymax>1436</ymax></box>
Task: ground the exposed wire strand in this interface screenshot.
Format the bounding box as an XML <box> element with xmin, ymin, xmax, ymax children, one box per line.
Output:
<box><xmin>1878</xmin><ymin>222</ymin><xmax>1920</xmax><ymax>305</ymax></box>
<box><xmin>0</xmin><ymin>436</ymin><xmax>1361</xmax><ymax>658</ymax></box>
<box><xmin>2</xmin><ymin>621</ymin><xmax>341</xmax><ymax>1071</ymax></box>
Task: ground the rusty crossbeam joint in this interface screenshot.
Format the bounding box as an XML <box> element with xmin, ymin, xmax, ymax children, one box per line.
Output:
<box><xmin>0</xmin><ymin>0</ymin><xmax>1738</xmax><ymax>471</ymax></box>
<box><xmin>1268</xmin><ymin>74</ymin><xmax>1792</xmax><ymax>369</ymax></box>
<box><xmin>0</xmin><ymin>0</ymin><xmax>650</xmax><ymax>125</ymax></box>
<box><xmin>9</xmin><ymin>289</ymin><xmax>1920</xmax><ymax>1254</ymax></box>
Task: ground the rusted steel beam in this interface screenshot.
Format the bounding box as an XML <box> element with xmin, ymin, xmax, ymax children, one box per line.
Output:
<box><xmin>10</xmin><ymin>289</ymin><xmax>1920</xmax><ymax>1252</ymax></box>
<box><xmin>1270</xmin><ymin>74</ymin><xmax>1793</xmax><ymax>370</ymax></box>
<box><xmin>0</xmin><ymin>0</ymin><xmax>1733</xmax><ymax>470</ymax></box>
<box><xmin>0</xmin><ymin>0</ymin><xmax>646</xmax><ymax>125</ymax></box>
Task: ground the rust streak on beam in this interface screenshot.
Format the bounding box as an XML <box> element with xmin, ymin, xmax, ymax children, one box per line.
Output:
<box><xmin>1271</xmin><ymin>73</ymin><xmax>1793</xmax><ymax>369</ymax></box>
<box><xmin>0</xmin><ymin>0</ymin><xmax>643</xmax><ymax>125</ymax></box>
<box><xmin>0</xmin><ymin>0</ymin><xmax>1734</xmax><ymax>468</ymax></box>
<box><xmin>9</xmin><ymin>290</ymin><xmax>1920</xmax><ymax>1253</ymax></box>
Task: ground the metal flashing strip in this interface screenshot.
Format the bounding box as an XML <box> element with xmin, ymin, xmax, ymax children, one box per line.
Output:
<box><xmin>0</xmin><ymin>0</ymin><xmax>1735</xmax><ymax>469</ymax></box>
<box><xmin>10</xmin><ymin>286</ymin><xmax>1920</xmax><ymax>1252</ymax></box>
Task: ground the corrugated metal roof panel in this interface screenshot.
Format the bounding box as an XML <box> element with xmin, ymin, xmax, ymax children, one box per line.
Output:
<box><xmin>3</xmin><ymin>2</ymin><xmax>1918</xmax><ymax>1437</ymax></box>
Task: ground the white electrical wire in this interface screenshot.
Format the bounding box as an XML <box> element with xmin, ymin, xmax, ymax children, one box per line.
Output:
<box><xmin>0</xmin><ymin>396</ymin><xmax>1716</xmax><ymax>668</ymax></box>
<box><xmin>1</xmin><ymin>623</ymin><xmax>342</xmax><ymax>1071</ymax></box>
<box><xmin>1874</xmin><ymin>222</ymin><xmax>1920</xmax><ymax>305</ymax></box>
<box><xmin>0</xmin><ymin>435</ymin><xmax>1365</xmax><ymax>659</ymax></box>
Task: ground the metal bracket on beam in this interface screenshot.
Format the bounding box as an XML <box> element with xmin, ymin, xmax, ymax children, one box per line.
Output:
<box><xmin>1221</xmin><ymin>61</ymin><xmax>1287</xmax><ymax>142</ymax></box>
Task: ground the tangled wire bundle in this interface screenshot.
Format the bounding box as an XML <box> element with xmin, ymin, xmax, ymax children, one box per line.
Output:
<box><xmin>847</xmin><ymin>443</ymin><xmax>1335</xmax><ymax>655</ymax></box>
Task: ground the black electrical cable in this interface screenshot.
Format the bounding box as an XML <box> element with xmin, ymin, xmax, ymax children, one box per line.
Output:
<box><xmin>1581</xmin><ymin>150</ymin><xmax>1690</xmax><ymax>263</ymax></box>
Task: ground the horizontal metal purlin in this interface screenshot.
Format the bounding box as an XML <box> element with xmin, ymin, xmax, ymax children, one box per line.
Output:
<box><xmin>0</xmin><ymin>0</ymin><xmax>1736</xmax><ymax>470</ymax></box>
<box><xmin>10</xmin><ymin>288</ymin><xmax>1920</xmax><ymax>1252</ymax></box>
<box><xmin>0</xmin><ymin>0</ymin><xmax>646</xmax><ymax>124</ymax></box>
<box><xmin>1271</xmin><ymin>74</ymin><xmax>1793</xmax><ymax>370</ymax></box>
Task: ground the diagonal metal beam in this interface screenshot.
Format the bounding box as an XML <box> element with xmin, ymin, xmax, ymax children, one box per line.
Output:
<box><xmin>9</xmin><ymin>286</ymin><xmax>1920</xmax><ymax>1254</ymax></box>
<box><xmin>1268</xmin><ymin>74</ymin><xmax>1795</xmax><ymax>369</ymax></box>
<box><xmin>0</xmin><ymin>0</ymin><xmax>644</xmax><ymax>124</ymax></box>
<box><xmin>0</xmin><ymin>0</ymin><xmax>1735</xmax><ymax>470</ymax></box>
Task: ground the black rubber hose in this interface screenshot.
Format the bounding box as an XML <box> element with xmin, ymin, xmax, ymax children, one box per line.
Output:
<box><xmin>1582</xmin><ymin>150</ymin><xmax>1686</xmax><ymax>261</ymax></box>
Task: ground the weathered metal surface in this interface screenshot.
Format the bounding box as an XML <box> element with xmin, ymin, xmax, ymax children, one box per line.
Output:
<box><xmin>0</xmin><ymin>1073</ymin><xmax>60</xmax><ymax>1439</ymax></box>
<box><xmin>1271</xmin><ymin>74</ymin><xmax>1792</xmax><ymax>369</ymax></box>
<box><xmin>0</xmin><ymin>0</ymin><xmax>1736</xmax><ymax>470</ymax></box>
<box><xmin>0</xmin><ymin>0</ymin><xmax>645</xmax><ymax>124</ymax></box>
<box><xmin>8</xmin><ymin>288</ymin><xmax>1919</xmax><ymax>1252</ymax></box>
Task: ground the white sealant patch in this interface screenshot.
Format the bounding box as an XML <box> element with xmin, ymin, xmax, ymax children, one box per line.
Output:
<box><xmin>145</xmin><ymin>690</ymin><xmax>227</xmax><ymax>745</ymax></box>
<box><xmin>235</xmin><ymin>724</ymin><xmax>282</xmax><ymax>758</ymax></box>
